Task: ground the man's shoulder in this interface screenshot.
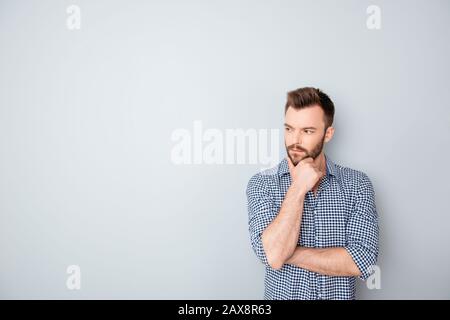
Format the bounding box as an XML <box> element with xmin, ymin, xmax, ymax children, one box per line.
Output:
<box><xmin>332</xmin><ymin>161</ymin><xmax>374</xmax><ymax>191</ymax></box>
<box><xmin>246</xmin><ymin>160</ymin><xmax>284</xmax><ymax>193</ymax></box>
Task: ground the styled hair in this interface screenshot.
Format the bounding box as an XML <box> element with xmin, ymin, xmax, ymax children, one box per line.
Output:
<box><xmin>284</xmin><ymin>87</ymin><xmax>335</xmax><ymax>128</ymax></box>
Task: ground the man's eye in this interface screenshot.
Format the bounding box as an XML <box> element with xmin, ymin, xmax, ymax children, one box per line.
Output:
<box><xmin>285</xmin><ymin>127</ymin><xmax>291</xmax><ymax>132</ymax></box>
<box><xmin>305</xmin><ymin>130</ymin><xmax>314</xmax><ymax>134</ymax></box>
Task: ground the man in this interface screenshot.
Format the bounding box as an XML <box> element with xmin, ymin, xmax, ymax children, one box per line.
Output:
<box><xmin>246</xmin><ymin>87</ymin><xmax>379</xmax><ymax>300</ymax></box>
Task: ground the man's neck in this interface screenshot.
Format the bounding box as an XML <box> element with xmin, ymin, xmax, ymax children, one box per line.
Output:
<box><xmin>312</xmin><ymin>153</ymin><xmax>326</xmax><ymax>194</ymax></box>
<box><xmin>314</xmin><ymin>152</ymin><xmax>327</xmax><ymax>174</ymax></box>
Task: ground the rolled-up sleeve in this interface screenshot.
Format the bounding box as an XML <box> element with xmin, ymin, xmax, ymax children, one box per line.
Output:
<box><xmin>246</xmin><ymin>173</ymin><xmax>278</xmax><ymax>267</ymax></box>
<box><xmin>345</xmin><ymin>173</ymin><xmax>379</xmax><ymax>280</ymax></box>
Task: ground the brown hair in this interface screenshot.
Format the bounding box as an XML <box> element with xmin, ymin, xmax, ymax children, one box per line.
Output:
<box><xmin>284</xmin><ymin>87</ymin><xmax>335</xmax><ymax>129</ymax></box>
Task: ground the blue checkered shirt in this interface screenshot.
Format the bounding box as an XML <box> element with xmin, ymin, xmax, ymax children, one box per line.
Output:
<box><xmin>246</xmin><ymin>154</ymin><xmax>379</xmax><ymax>300</ymax></box>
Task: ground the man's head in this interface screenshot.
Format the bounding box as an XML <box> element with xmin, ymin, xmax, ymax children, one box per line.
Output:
<box><xmin>284</xmin><ymin>87</ymin><xmax>335</xmax><ymax>165</ymax></box>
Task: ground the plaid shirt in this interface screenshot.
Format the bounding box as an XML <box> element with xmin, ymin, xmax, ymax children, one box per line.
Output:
<box><xmin>246</xmin><ymin>154</ymin><xmax>379</xmax><ymax>300</ymax></box>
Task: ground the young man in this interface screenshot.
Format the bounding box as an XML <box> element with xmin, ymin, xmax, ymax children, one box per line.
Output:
<box><xmin>246</xmin><ymin>87</ymin><xmax>379</xmax><ymax>300</ymax></box>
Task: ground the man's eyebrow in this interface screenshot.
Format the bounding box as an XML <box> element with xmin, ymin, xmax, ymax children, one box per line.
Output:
<box><xmin>284</xmin><ymin>123</ymin><xmax>317</xmax><ymax>130</ymax></box>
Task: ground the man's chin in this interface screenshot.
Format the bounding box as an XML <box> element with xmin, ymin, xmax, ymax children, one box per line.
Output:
<box><xmin>287</xmin><ymin>155</ymin><xmax>301</xmax><ymax>166</ymax></box>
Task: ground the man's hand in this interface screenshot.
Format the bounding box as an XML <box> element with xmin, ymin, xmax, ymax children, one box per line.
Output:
<box><xmin>287</xmin><ymin>156</ymin><xmax>325</xmax><ymax>194</ymax></box>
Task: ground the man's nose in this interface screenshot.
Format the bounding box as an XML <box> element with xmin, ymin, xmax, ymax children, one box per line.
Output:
<box><xmin>292</xmin><ymin>131</ymin><xmax>302</xmax><ymax>145</ymax></box>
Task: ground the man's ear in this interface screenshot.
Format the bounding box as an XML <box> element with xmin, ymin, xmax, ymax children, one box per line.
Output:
<box><xmin>324</xmin><ymin>126</ymin><xmax>335</xmax><ymax>143</ymax></box>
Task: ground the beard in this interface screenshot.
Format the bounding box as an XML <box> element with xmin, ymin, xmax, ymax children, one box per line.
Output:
<box><xmin>285</xmin><ymin>134</ymin><xmax>325</xmax><ymax>166</ymax></box>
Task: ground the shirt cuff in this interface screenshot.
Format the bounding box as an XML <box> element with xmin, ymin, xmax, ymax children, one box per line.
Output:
<box><xmin>345</xmin><ymin>245</ymin><xmax>375</xmax><ymax>280</ymax></box>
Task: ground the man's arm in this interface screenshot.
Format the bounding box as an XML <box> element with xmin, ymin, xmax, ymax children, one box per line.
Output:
<box><xmin>285</xmin><ymin>172</ymin><xmax>379</xmax><ymax>279</ymax></box>
<box><xmin>247</xmin><ymin>157</ymin><xmax>323</xmax><ymax>270</ymax></box>
<box><xmin>285</xmin><ymin>247</ymin><xmax>361</xmax><ymax>276</ymax></box>
<box><xmin>261</xmin><ymin>185</ymin><xmax>306</xmax><ymax>270</ymax></box>
<box><xmin>261</xmin><ymin>157</ymin><xmax>325</xmax><ymax>270</ymax></box>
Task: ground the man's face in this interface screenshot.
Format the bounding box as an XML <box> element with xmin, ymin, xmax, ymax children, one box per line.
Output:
<box><xmin>284</xmin><ymin>105</ymin><xmax>331</xmax><ymax>166</ymax></box>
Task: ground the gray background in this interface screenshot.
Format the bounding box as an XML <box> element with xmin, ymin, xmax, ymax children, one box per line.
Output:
<box><xmin>1</xmin><ymin>0</ymin><xmax>449</xmax><ymax>299</ymax></box>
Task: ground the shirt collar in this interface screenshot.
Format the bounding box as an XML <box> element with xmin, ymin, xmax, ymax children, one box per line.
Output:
<box><xmin>278</xmin><ymin>153</ymin><xmax>337</xmax><ymax>178</ymax></box>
